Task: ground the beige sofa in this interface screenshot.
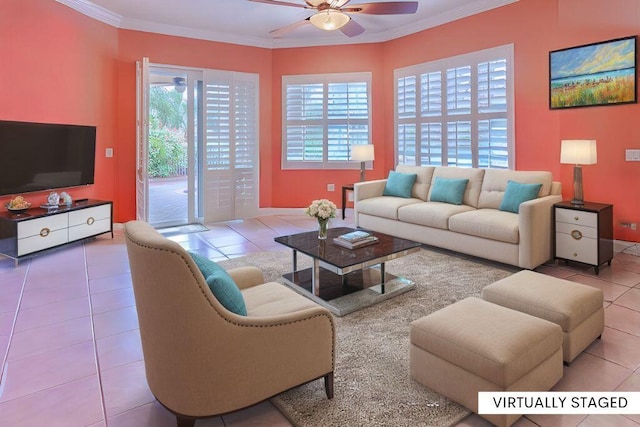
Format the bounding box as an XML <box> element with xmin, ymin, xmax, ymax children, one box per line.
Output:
<box><xmin>354</xmin><ymin>166</ymin><xmax>562</xmax><ymax>269</ymax></box>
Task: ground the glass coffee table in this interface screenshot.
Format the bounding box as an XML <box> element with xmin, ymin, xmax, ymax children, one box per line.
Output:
<box><xmin>274</xmin><ymin>227</ymin><xmax>422</xmax><ymax>316</ymax></box>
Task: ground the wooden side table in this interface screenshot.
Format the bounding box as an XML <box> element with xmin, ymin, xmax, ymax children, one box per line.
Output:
<box><xmin>554</xmin><ymin>201</ymin><xmax>613</xmax><ymax>274</ymax></box>
<box><xmin>341</xmin><ymin>184</ymin><xmax>355</xmax><ymax>220</ymax></box>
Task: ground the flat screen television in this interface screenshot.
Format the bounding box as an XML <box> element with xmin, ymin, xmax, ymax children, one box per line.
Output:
<box><xmin>0</xmin><ymin>120</ymin><xmax>96</xmax><ymax>196</ymax></box>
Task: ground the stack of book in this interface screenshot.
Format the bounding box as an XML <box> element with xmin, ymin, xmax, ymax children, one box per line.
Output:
<box><xmin>332</xmin><ymin>230</ymin><xmax>379</xmax><ymax>249</ymax></box>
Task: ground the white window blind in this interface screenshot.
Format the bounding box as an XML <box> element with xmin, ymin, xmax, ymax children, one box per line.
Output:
<box><xmin>394</xmin><ymin>45</ymin><xmax>514</xmax><ymax>169</ymax></box>
<box><xmin>282</xmin><ymin>73</ymin><xmax>371</xmax><ymax>169</ymax></box>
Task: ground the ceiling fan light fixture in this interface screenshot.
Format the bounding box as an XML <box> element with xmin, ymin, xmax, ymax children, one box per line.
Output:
<box><xmin>309</xmin><ymin>9</ymin><xmax>350</xmax><ymax>31</ymax></box>
<box><xmin>173</xmin><ymin>77</ymin><xmax>187</xmax><ymax>93</ymax></box>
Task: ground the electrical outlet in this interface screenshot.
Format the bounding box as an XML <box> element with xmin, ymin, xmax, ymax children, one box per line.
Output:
<box><xmin>625</xmin><ymin>149</ymin><xmax>640</xmax><ymax>161</ymax></box>
<box><xmin>327</xmin><ymin>184</ymin><xmax>335</xmax><ymax>191</ymax></box>
<box><xmin>105</xmin><ymin>147</ymin><xmax>113</xmax><ymax>158</ymax></box>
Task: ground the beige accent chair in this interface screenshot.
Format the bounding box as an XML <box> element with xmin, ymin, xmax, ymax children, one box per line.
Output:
<box><xmin>124</xmin><ymin>221</ymin><xmax>335</xmax><ymax>427</ymax></box>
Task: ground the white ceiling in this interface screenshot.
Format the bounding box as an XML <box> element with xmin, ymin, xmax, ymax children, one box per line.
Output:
<box><xmin>56</xmin><ymin>0</ymin><xmax>517</xmax><ymax>49</ymax></box>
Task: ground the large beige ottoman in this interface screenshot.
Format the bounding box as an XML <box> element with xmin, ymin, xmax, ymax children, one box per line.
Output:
<box><xmin>482</xmin><ymin>270</ymin><xmax>604</xmax><ymax>364</ymax></box>
<box><xmin>410</xmin><ymin>297</ymin><xmax>563</xmax><ymax>427</ymax></box>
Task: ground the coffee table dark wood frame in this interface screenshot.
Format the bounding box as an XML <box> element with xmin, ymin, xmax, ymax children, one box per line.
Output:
<box><xmin>274</xmin><ymin>227</ymin><xmax>422</xmax><ymax>301</ymax></box>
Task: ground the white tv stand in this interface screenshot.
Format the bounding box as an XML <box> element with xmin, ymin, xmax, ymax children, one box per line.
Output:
<box><xmin>0</xmin><ymin>199</ymin><xmax>113</xmax><ymax>266</ymax></box>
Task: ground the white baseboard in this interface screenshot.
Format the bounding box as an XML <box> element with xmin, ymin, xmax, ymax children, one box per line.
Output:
<box><xmin>258</xmin><ymin>207</ymin><xmax>307</xmax><ymax>216</ymax></box>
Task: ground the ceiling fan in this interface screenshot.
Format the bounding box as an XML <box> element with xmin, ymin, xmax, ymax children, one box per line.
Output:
<box><xmin>249</xmin><ymin>0</ymin><xmax>418</xmax><ymax>38</ymax></box>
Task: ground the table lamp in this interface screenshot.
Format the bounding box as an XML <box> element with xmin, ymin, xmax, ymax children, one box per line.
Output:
<box><xmin>351</xmin><ymin>144</ymin><xmax>375</xmax><ymax>182</ymax></box>
<box><xmin>560</xmin><ymin>139</ymin><xmax>597</xmax><ymax>205</ymax></box>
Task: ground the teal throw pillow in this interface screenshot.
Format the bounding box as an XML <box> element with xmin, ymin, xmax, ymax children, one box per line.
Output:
<box><xmin>430</xmin><ymin>177</ymin><xmax>469</xmax><ymax>205</ymax></box>
<box><xmin>383</xmin><ymin>171</ymin><xmax>417</xmax><ymax>198</ymax></box>
<box><xmin>499</xmin><ymin>180</ymin><xmax>543</xmax><ymax>213</ymax></box>
<box><xmin>188</xmin><ymin>251</ymin><xmax>247</xmax><ymax>316</ymax></box>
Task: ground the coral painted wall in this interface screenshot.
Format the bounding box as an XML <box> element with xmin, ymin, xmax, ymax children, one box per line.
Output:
<box><xmin>0</xmin><ymin>0</ymin><xmax>119</xmax><ymax>209</ymax></box>
<box><xmin>2</xmin><ymin>0</ymin><xmax>640</xmax><ymax>242</ymax></box>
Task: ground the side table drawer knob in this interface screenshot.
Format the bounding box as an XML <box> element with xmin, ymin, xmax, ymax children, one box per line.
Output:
<box><xmin>574</xmin><ymin>216</ymin><xmax>580</xmax><ymax>221</ymax></box>
<box><xmin>87</xmin><ymin>217</ymin><xmax>95</xmax><ymax>226</ymax></box>
<box><xmin>40</xmin><ymin>228</ymin><xmax>50</xmax><ymax>237</ymax></box>
<box><xmin>571</xmin><ymin>230</ymin><xmax>583</xmax><ymax>240</ymax></box>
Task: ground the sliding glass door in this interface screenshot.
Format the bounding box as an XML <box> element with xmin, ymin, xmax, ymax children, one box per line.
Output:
<box><xmin>136</xmin><ymin>60</ymin><xmax>259</xmax><ymax>226</ymax></box>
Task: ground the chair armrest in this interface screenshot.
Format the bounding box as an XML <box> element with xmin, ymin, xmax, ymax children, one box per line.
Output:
<box><xmin>227</xmin><ymin>266</ymin><xmax>265</xmax><ymax>289</ymax></box>
<box><xmin>518</xmin><ymin>194</ymin><xmax>563</xmax><ymax>269</ymax></box>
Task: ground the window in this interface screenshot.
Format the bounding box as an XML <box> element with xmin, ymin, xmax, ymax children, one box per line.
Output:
<box><xmin>282</xmin><ymin>73</ymin><xmax>371</xmax><ymax>169</ymax></box>
<box><xmin>394</xmin><ymin>45</ymin><xmax>514</xmax><ymax>169</ymax></box>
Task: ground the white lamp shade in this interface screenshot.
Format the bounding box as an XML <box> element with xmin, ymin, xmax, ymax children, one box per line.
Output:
<box><xmin>351</xmin><ymin>144</ymin><xmax>375</xmax><ymax>162</ymax></box>
<box><xmin>560</xmin><ymin>140</ymin><xmax>597</xmax><ymax>165</ymax></box>
<box><xmin>309</xmin><ymin>10</ymin><xmax>351</xmax><ymax>31</ymax></box>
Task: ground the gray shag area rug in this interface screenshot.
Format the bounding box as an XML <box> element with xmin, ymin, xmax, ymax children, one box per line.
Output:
<box><xmin>220</xmin><ymin>248</ymin><xmax>517</xmax><ymax>427</ymax></box>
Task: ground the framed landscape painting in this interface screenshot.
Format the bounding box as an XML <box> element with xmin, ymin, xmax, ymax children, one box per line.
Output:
<box><xmin>550</xmin><ymin>35</ymin><xmax>637</xmax><ymax>109</ymax></box>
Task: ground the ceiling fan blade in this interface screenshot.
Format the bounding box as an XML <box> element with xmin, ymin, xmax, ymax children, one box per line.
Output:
<box><xmin>249</xmin><ymin>0</ymin><xmax>308</xmax><ymax>9</ymax></box>
<box><xmin>340</xmin><ymin>18</ymin><xmax>365</xmax><ymax>37</ymax></box>
<box><xmin>343</xmin><ymin>1</ymin><xmax>418</xmax><ymax>15</ymax></box>
<box><xmin>270</xmin><ymin>18</ymin><xmax>310</xmax><ymax>38</ymax></box>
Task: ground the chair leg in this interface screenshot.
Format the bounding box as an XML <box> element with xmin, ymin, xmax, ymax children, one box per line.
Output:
<box><xmin>176</xmin><ymin>416</ymin><xmax>195</xmax><ymax>427</ymax></box>
<box><xmin>324</xmin><ymin>372</ymin><xmax>334</xmax><ymax>399</ymax></box>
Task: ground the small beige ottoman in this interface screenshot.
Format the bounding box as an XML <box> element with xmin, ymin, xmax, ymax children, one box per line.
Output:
<box><xmin>482</xmin><ymin>270</ymin><xmax>604</xmax><ymax>364</ymax></box>
<box><xmin>409</xmin><ymin>297</ymin><xmax>563</xmax><ymax>427</ymax></box>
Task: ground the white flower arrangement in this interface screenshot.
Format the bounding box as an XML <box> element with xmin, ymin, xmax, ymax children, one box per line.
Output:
<box><xmin>305</xmin><ymin>199</ymin><xmax>337</xmax><ymax>220</ymax></box>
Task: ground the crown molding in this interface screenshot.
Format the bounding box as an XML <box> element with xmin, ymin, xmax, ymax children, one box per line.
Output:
<box><xmin>118</xmin><ymin>17</ymin><xmax>276</xmax><ymax>49</ymax></box>
<box><xmin>382</xmin><ymin>0</ymin><xmax>519</xmax><ymax>42</ymax></box>
<box><xmin>56</xmin><ymin>0</ymin><xmax>518</xmax><ymax>49</ymax></box>
<box><xmin>56</xmin><ymin>0</ymin><xmax>122</xmax><ymax>27</ymax></box>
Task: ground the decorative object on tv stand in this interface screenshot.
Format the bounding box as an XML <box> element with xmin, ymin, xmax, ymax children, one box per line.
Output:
<box><xmin>560</xmin><ymin>139</ymin><xmax>597</xmax><ymax>205</ymax></box>
<box><xmin>306</xmin><ymin>199</ymin><xmax>337</xmax><ymax>240</ymax></box>
<box><xmin>6</xmin><ymin>195</ymin><xmax>31</xmax><ymax>214</ymax></box>
<box><xmin>47</xmin><ymin>191</ymin><xmax>60</xmax><ymax>206</ymax></box>
<box><xmin>351</xmin><ymin>144</ymin><xmax>375</xmax><ymax>182</ymax></box>
<box><xmin>60</xmin><ymin>192</ymin><xmax>73</xmax><ymax>205</ymax></box>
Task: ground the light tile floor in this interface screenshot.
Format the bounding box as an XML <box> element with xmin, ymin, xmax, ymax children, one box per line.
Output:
<box><xmin>0</xmin><ymin>214</ymin><xmax>639</xmax><ymax>427</ymax></box>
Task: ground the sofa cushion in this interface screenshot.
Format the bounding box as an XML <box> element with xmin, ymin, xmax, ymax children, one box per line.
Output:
<box><xmin>357</xmin><ymin>196</ymin><xmax>423</xmax><ymax>220</ymax></box>
<box><xmin>429</xmin><ymin>167</ymin><xmax>485</xmax><ymax>208</ymax></box>
<box><xmin>398</xmin><ymin>202</ymin><xmax>475</xmax><ymax>230</ymax></box>
<box><xmin>479</xmin><ymin>169</ymin><xmax>552</xmax><ymax>209</ymax></box>
<box><xmin>383</xmin><ymin>171</ymin><xmax>417</xmax><ymax>198</ymax></box>
<box><xmin>429</xmin><ymin>177</ymin><xmax>469</xmax><ymax>205</ymax></box>
<box><xmin>448</xmin><ymin>209</ymin><xmax>520</xmax><ymax>244</ymax></box>
<box><xmin>395</xmin><ymin>165</ymin><xmax>435</xmax><ymax>201</ymax></box>
<box><xmin>499</xmin><ymin>180</ymin><xmax>543</xmax><ymax>213</ymax></box>
<box><xmin>189</xmin><ymin>251</ymin><xmax>247</xmax><ymax>316</ymax></box>
<box><xmin>242</xmin><ymin>282</ymin><xmax>319</xmax><ymax>316</ymax></box>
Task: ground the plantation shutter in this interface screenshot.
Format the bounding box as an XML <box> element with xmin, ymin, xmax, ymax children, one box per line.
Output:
<box><xmin>202</xmin><ymin>70</ymin><xmax>259</xmax><ymax>222</ymax></box>
<box><xmin>477</xmin><ymin>59</ymin><xmax>509</xmax><ymax>168</ymax></box>
<box><xmin>285</xmin><ymin>83</ymin><xmax>324</xmax><ymax>162</ymax></box>
<box><xmin>233</xmin><ymin>73</ymin><xmax>259</xmax><ymax>219</ymax></box>
<box><xmin>282</xmin><ymin>73</ymin><xmax>371</xmax><ymax>169</ymax></box>
<box><xmin>395</xmin><ymin>44</ymin><xmax>514</xmax><ymax>169</ymax></box>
